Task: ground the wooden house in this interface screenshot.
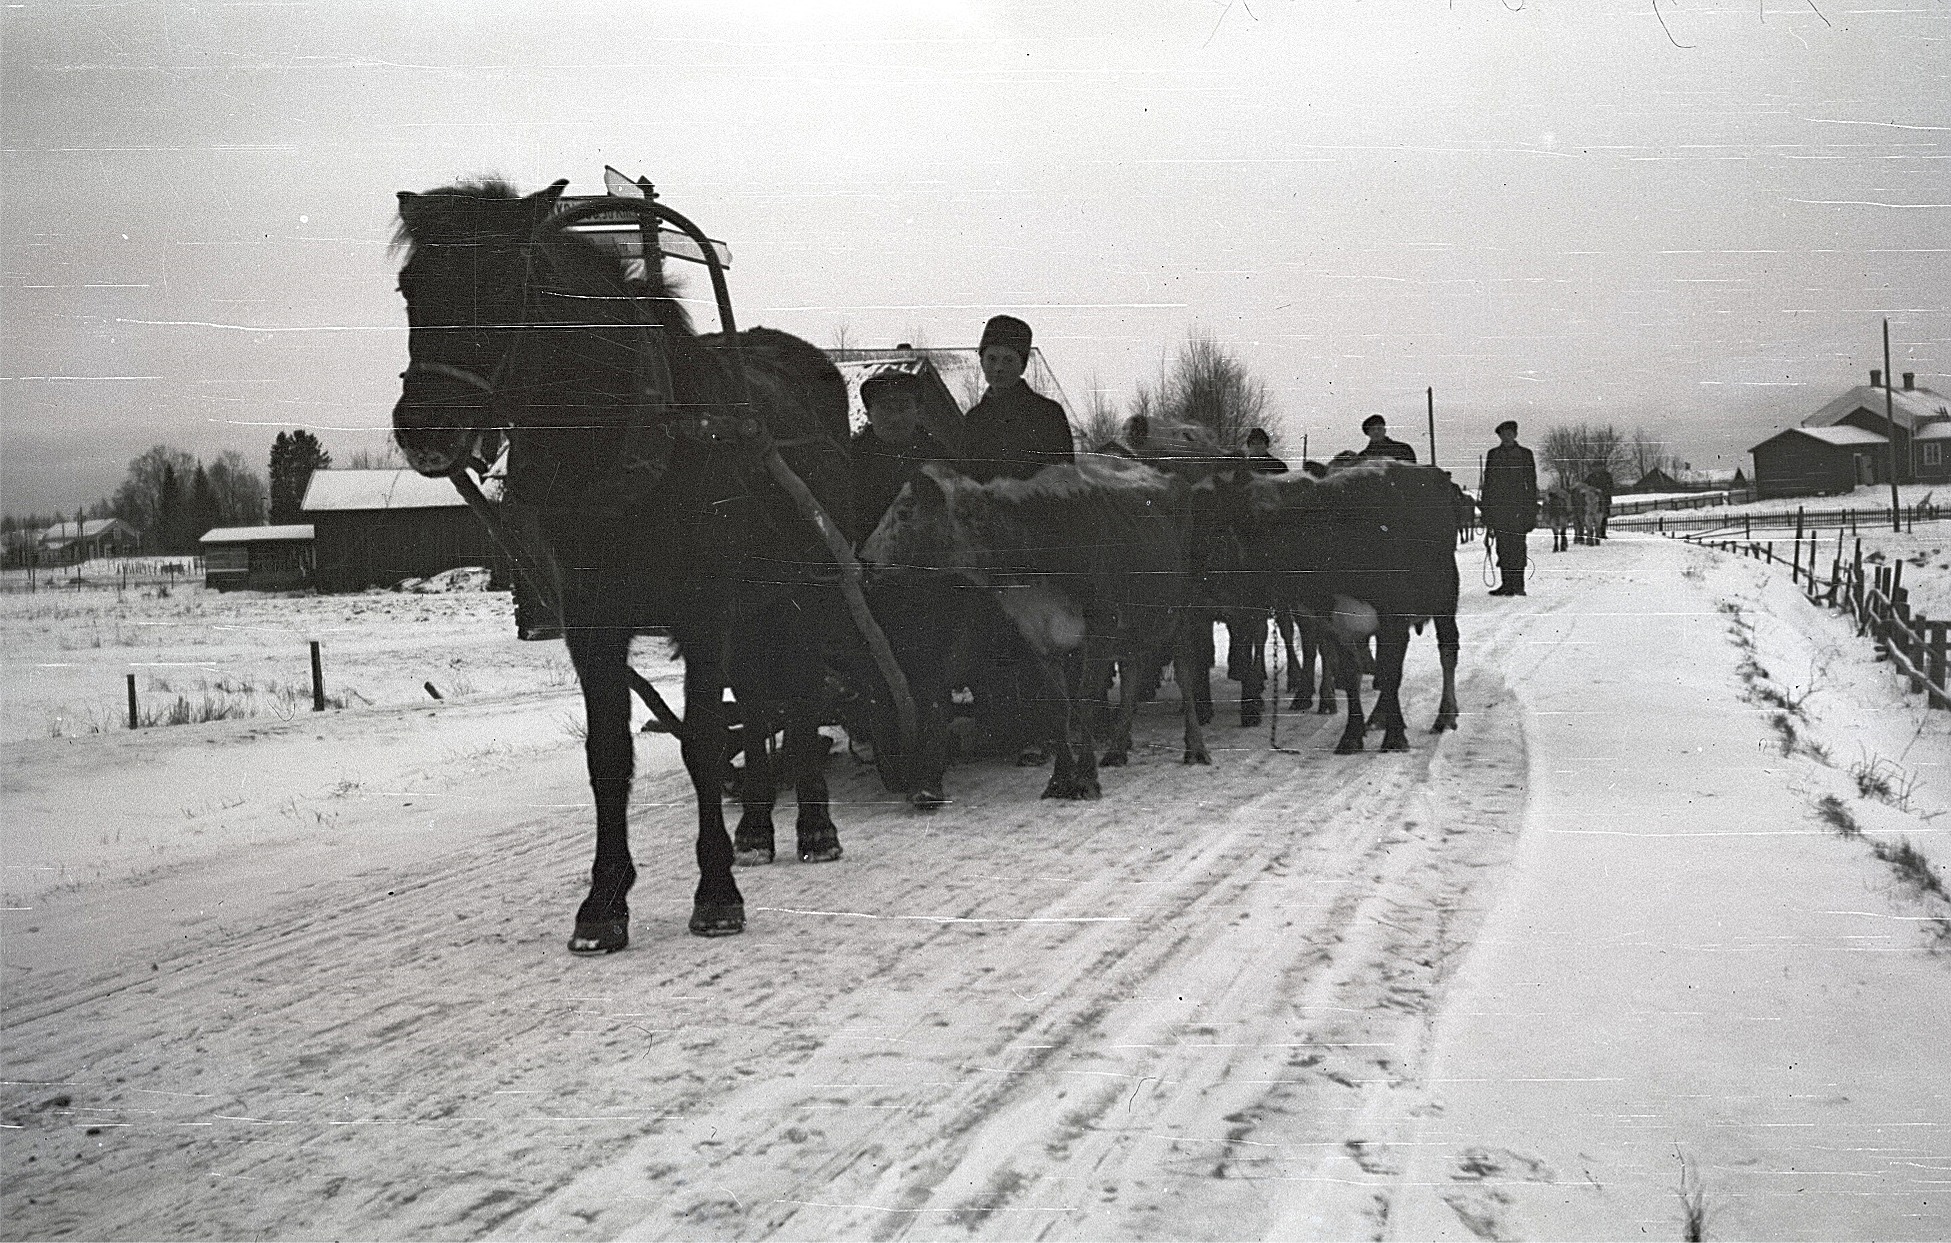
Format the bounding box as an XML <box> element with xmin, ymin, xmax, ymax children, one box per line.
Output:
<box><xmin>199</xmin><ymin>524</ymin><xmax>314</xmax><ymax>590</ymax></box>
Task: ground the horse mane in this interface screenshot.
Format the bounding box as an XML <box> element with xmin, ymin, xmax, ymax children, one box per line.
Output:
<box><xmin>393</xmin><ymin>177</ymin><xmax>695</xmax><ymax>338</ymax></box>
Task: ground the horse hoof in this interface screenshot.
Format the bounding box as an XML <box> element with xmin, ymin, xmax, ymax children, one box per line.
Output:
<box><xmin>1290</xmin><ymin>696</ymin><xmax>1313</xmax><ymax>712</ymax></box>
<box><xmin>910</xmin><ymin>786</ymin><xmax>947</xmax><ymax>812</ymax></box>
<box><xmin>688</xmin><ymin>902</ymin><xmax>745</xmax><ymax>937</ymax></box>
<box><xmin>1183</xmin><ymin>749</ymin><xmax>1212</xmax><ymax>766</ymax></box>
<box><xmin>1240</xmin><ymin>709</ymin><xmax>1262</xmax><ymax>728</ymax></box>
<box><xmin>1317</xmin><ymin>702</ymin><xmax>1337</xmax><ymax>717</ymax></box>
<box><xmin>1430</xmin><ymin>714</ymin><xmax>1458</xmax><ymax>734</ymax></box>
<box><xmin>797</xmin><ymin>833</ymin><xmax>843</xmax><ymax>864</ymax></box>
<box><xmin>568</xmin><ymin>917</ymin><xmax>629</xmax><ymax>955</ymax></box>
<box><xmin>1380</xmin><ymin>732</ymin><xmax>1410</xmax><ymax>753</ymax></box>
<box><xmin>1334</xmin><ymin>735</ymin><xmax>1364</xmax><ymax>755</ymax></box>
<box><xmin>733</xmin><ymin>846</ymin><xmax>775</xmax><ymax>867</ymax></box>
<box><xmin>1100</xmin><ymin>751</ymin><xmax>1128</xmax><ymax>768</ymax></box>
<box><xmin>1041</xmin><ymin>775</ymin><xmax>1076</xmax><ymax>800</ymax></box>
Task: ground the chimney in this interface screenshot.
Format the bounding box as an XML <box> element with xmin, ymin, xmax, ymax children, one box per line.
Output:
<box><xmin>1870</xmin><ymin>369</ymin><xmax>1882</xmax><ymax>388</ymax></box>
<box><xmin>1903</xmin><ymin>372</ymin><xmax>1915</xmax><ymax>391</ymax></box>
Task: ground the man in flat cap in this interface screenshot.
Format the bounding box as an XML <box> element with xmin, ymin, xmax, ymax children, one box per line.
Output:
<box><xmin>959</xmin><ymin>315</ymin><xmax>1075</xmax><ymax>483</ymax></box>
<box><xmin>1480</xmin><ymin>419</ymin><xmax>1538</xmax><ymax>596</ymax></box>
<box><xmin>1357</xmin><ymin>414</ymin><xmax>1418</xmax><ymax>463</ymax></box>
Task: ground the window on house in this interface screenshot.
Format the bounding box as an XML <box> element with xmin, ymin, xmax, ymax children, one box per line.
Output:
<box><xmin>1924</xmin><ymin>443</ymin><xmax>1943</xmax><ymax>468</ymax></box>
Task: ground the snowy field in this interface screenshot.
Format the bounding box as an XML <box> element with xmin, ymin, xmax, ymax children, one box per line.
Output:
<box><xmin>3</xmin><ymin>535</ymin><xmax>1948</xmax><ymax>1240</ymax></box>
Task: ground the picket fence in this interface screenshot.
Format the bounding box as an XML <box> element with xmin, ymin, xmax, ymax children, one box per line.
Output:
<box><xmin>1679</xmin><ymin>529</ymin><xmax>1949</xmax><ymax>712</ymax></box>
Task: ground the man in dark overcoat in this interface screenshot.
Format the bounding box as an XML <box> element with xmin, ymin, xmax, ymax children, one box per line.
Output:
<box><xmin>1481</xmin><ymin>419</ymin><xmax>1539</xmax><ymax>596</ymax></box>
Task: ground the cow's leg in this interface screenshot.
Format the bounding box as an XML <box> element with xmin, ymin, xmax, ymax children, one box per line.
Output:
<box><xmin>1099</xmin><ymin>636</ymin><xmax>1139</xmax><ymax>768</ymax></box>
<box><xmin>1431</xmin><ymin>613</ymin><xmax>1460</xmax><ymax>733</ymax></box>
<box><xmin>789</xmin><ymin>714</ymin><xmax>842</xmax><ymax>862</ymax></box>
<box><xmin>1236</xmin><ymin>609</ymin><xmax>1268</xmax><ymax>727</ymax></box>
<box><xmin>1333</xmin><ymin>638</ymin><xmax>1367</xmax><ymax>754</ymax></box>
<box><xmin>1172</xmin><ymin>621</ymin><xmax>1213</xmax><ymax>765</ymax></box>
<box><xmin>1188</xmin><ymin>614</ymin><xmax>1215</xmax><ymax>726</ymax></box>
<box><xmin>1037</xmin><ymin>652</ymin><xmax>1091</xmax><ymax>799</ymax></box>
<box><xmin>1276</xmin><ymin>608</ymin><xmax>1304</xmax><ymax>695</ymax></box>
<box><xmin>1317</xmin><ymin>635</ymin><xmax>1341</xmax><ymax>715</ymax></box>
<box><xmin>730</xmin><ymin>695</ymin><xmax>778</xmax><ymax>867</ymax></box>
<box><xmin>1375</xmin><ymin>620</ymin><xmax>1412</xmax><ymax>752</ymax></box>
<box><xmin>678</xmin><ymin>627</ymin><xmax>744</xmax><ymax>936</ymax></box>
<box><xmin>566</xmin><ymin>625</ymin><xmax>637</xmax><ymax>954</ymax></box>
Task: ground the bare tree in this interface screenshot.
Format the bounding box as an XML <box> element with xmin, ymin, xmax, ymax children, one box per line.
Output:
<box><xmin>1157</xmin><ymin>335</ymin><xmax>1270</xmax><ymax>451</ymax></box>
<box><xmin>1539</xmin><ymin>422</ymin><xmax>1627</xmax><ymax>488</ymax></box>
<box><xmin>342</xmin><ymin>443</ymin><xmax>408</xmax><ymax>471</ymax></box>
<box><xmin>206</xmin><ymin>450</ymin><xmax>269</xmax><ymax>525</ymax></box>
<box><xmin>1626</xmin><ymin>427</ymin><xmax>1678</xmax><ymax>482</ymax></box>
<box><xmin>1074</xmin><ymin>374</ymin><xmax>1126</xmax><ymax>451</ymax></box>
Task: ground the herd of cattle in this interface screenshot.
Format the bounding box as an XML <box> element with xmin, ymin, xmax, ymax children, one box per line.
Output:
<box><xmin>836</xmin><ymin>424</ymin><xmax>1463</xmax><ymax>807</ymax></box>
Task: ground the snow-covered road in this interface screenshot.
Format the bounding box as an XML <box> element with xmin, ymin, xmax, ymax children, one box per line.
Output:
<box><xmin>4</xmin><ymin>535</ymin><xmax>1946</xmax><ymax>1240</ymax></box>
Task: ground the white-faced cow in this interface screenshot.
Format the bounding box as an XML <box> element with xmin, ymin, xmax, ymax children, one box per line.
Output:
<box><xmin>1201</xmin><ymin>458</ymin><xmax>1461</xmax><ymax>754</ymax></box>
<box><xmin>862</xmin><ymin>457</ymin><xmax>1211</xmax><ymax>799</ymax></box>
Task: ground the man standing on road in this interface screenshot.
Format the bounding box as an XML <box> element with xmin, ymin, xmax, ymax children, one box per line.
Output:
<box><xmin>959</xmin><ymin>315</ymin><xmax>1075</xmax><ymax>483</ymax></box>
<box><xmin>1481</xmin><ymin>420</ymin><xmax>1539</xmax><ymax>596</ymax></box>
<box><xmin>1357</xmin><ymin>414</ymin><xmax>1418</xmax><ymax>463</ymax></box>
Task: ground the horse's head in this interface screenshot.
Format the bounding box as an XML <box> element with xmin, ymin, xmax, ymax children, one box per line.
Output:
<box><xmin>391</xmin><ymin>180</ymin><xmax>567</xmax><ymax>477</ymax></box>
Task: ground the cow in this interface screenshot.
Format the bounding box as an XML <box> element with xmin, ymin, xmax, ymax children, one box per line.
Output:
<box><xmin>1199</xmin><ymin>458</ymin><xmax>1461</xmax><ymax>754</ymax></box>
<box><xmin>1543</xmin><ymin>488</ymin><xmax>1573</xmax><ymax>552</ymax></box>
<box><xmin>1570</xmin><ymin>482</ymin><xmax>1606</xmax><ymax>545</ymax></box>
<box><xmin>862</xmin><ymin>457</ymin><xmax>1211</xmax><ymax>800</ymax></box>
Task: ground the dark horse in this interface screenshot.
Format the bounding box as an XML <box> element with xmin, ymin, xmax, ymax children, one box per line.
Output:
<box><xmin>391</xmin><ymin>179</ymin><xmax>856</xmax><ymax>950</ymax></box>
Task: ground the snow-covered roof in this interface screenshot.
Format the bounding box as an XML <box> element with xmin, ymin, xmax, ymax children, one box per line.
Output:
<box><xmin>1757</xmin><ymin>425</ymin><xmax>1888</xmax><ymax>449</ymax></box>
<box><xmin>301</xmin><ymin>469</ymin><xmax>470</xmax><ymax>512</ymax></box>
<box><xmin>1801</xmin><ymin>383</ymin><xmax>1950</xmax><ymax>434</ymax></box>
<box><xmin>199</xmin><ymin>524</ymin><xmax>314</xmax><ymax>545</ymax></box>
<box><xmin>1916</xmin><ymin>421</ymin><xmax>1951</xmax><ymax>442</ymax></box>
<box><xmin>38</xmin><ymin>518</ymin><xmax>134</xmax><ymax>545</ymax></box>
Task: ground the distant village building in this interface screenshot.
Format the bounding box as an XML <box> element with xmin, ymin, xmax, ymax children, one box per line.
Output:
<box><xmin>301</xmin><ymin>469</ymin><xmax>510</xmax><ymax>593</ymax></box>
<box><xmin>31</xmin><ymin>518</ymin><xmax>141</xmax><ymax>566</ymax></box>
<box><xmin>1750</xmin><ymin>371</ymin><xmax>1951</xmax><ymax>498</ymax></box>
<box><xmin>199</xmin><ymin>524</ymin><xmax>315</xmax><ymax>591</ymax></box>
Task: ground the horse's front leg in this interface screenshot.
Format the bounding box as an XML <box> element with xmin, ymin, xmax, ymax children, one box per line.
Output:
<box><xmin>565</xmin><ymin>626</ymin><xmax>637</xmax><ymax>954</ymax></box>
<box><xmin>679</xmin><ymin>634</ymin><xmax>744</xmax><ymax>936</ymax></box>
<box><xmin>1277</xmin><ymin>608</ymin><xmax>1306</xmax><ymax>698</ymax></box>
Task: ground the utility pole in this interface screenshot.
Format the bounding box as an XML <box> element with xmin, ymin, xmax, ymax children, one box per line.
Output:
<box><xmin>1426</xmin><ymin>387</ymin><xmax>1437</xmax><ymax>466</ymax></box>
<box><xmin>1885</xmin><ymin>319</ymin><xmax>1901</xmax><ymax>532</ymax></box>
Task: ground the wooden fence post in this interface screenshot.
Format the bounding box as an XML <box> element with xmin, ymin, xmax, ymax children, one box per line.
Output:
<box><xmin>127</xmin><ymin>674</ymin><xmax>138</xmax><ymax>730</ymax></box>
<box><xmin>311</xmin><ymin>640</ymin><xmax>325</xmax><ymax>712</ymax></box>
<box><xmin>1929</xmin><ymin>622</ymin><xmax>1948</xmax><ymax>705</ymax></box>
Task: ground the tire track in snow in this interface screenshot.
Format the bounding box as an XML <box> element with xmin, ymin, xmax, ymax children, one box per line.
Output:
<box><xmin>4</xmin><ymin>639</ymin><xmax>1528</xmax><ymax>1241</ymax></box>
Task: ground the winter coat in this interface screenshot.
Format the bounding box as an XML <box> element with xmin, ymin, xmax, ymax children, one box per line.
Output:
<box><xmin>1481</xmin><ymin>442</ymin><xmax>1539</xmax><ymax>533</ymax></box>
<box><xmin>959</xmin><ymin>383</ymin><xmax>1075</xmax><ymax>483</ymax></box>
<box><xmin>1358</xmin><ymin>436</ymin><xmax>1418</xmax><ymax>464</ymax></box>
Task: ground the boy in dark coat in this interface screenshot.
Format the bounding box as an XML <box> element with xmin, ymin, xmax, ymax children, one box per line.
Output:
<box><xmin>959</xmin><ymin>315</ymin><xmax>1075</xmax><ymax>483</ymax></box>
<box><xmin>1481</xmin><ymin>420</ymin><xmax>1539</xmax><ymax>595</ymax></box>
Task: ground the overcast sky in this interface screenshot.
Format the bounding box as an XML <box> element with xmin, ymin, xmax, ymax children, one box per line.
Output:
<box><xmin>3</xmin><ymin>0</ymin><xmax>1946</xmax><ymax>512</ymax></box>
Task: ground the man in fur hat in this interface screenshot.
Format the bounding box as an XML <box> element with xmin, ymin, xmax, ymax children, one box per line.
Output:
<box><xmin>959</xmin><ymin>315</ymin><xmax>1075</xmax><ymax>483</ymax></box>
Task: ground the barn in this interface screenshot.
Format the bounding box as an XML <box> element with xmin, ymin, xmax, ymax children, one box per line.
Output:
<box><xmin>199</xmin><ymin>524</ymin><xmax>315</xmax><ymax>591</ymax></box>
<box><xmin>36</xmin><ymin>518</ymin><xmax>141</xmax><ymax>566</ymax></box>
<box><xmin>301</xmin><ymin>470</ymin><xmax>510</xmax><ymax>593</ymax></box>
<box><xmin>1749</xmin><ymin>425</ymin><xmax>1887</xmax><ymax>499</ymax></box>
<box><xmin>1753</xmin><ymin>370</ymin><xmax>1951</xmax><ymax>497</ymax></box>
